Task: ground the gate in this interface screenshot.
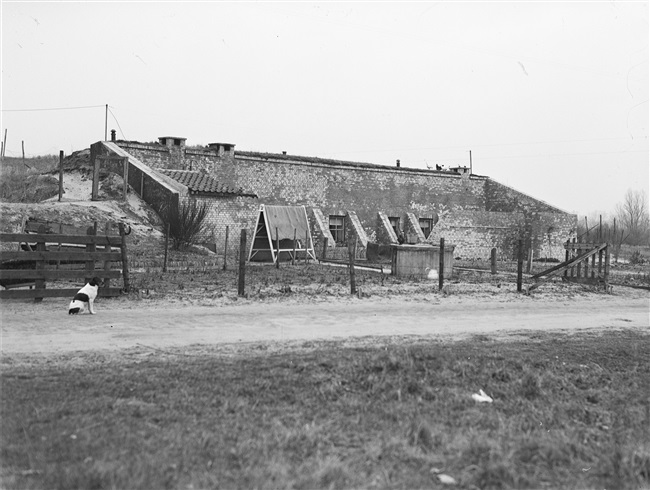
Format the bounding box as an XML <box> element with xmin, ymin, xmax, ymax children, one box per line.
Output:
<box><xmin>0</xmin><ymin>223</ymin><xmax>130</xmax><ymax>301</ymax></box>
<box><xmin>527</xmin><ymin>240</ymin><xmax>610</xmax><ymax>293</ymax></box>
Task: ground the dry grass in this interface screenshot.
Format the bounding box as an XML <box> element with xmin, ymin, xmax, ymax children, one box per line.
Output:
<box><xmin>0</xmin><ymin>156</ymin><xmax>59</xmax><ymax>203</ymax></box>
<box><xmin>2</xmin><ymin>330</ymin><xmax>649</xmax><ymax>490</ymax></box>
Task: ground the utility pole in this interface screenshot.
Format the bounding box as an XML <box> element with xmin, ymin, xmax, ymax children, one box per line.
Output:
<box><xmin>105</xmin><ymin>104</ymin><xmax>108</xmax><ymax>141</ymax></box>
<box><xmin>2</xmin><ymin>128</ymin><xmax>7</xmax><ymax>159</ymax></box>
<box><xmin>58</xmin><ymin>150</ymin><xmax>64</xmax><ymax>201</ymax></box>
<box><xmin>469</xmin><ymin>150</ymin><xmax>472</xmax><ymax>175</ymax></box>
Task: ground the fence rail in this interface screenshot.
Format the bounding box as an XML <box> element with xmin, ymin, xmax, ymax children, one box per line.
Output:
<box><xmin>0</xmin><ymin>233</ymin><xmax>122</xmax><ymax>246</ymax></box>
<box><xmin>0</xmin><ymin>229</ymin><xmax>129</xmax><ymax>301</ymax></box>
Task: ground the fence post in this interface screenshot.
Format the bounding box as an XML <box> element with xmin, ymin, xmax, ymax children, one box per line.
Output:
<box><xmin>490</xmin><ymin>247</ymin><xmax>497</xmax><ymax>274</ymax></box>
<box><xmin>571</xmin><ymin>238</ymin><xmax>577</xmax><ymax>277</ymax></box>
<box><xmin>598</xmin><ymin>247</ymin><xmax>603</xmax><ymax>278</ymax></box>
<box><xmin>275</xmin><ymin>227</ymin><xmax>280</xmax><ymax>269</ymax></box>
<box><xmin>103</xmin><ymin>222</ymin><xmax>112</xmax><ymax>290</ymax></box>
<box><xmin>238</xmin><ymin>229</ymin><xmax>247</xmax><ymax>297</ymax></box>
<box><xmin>599</xmin><ymin>215</ymin><xmax>602</xmax><ymax>242</ymax></box>
<box><xmin>439</xmin><ymin>237</ymin><xmax>445</xmax><ymax>291</ymax></box>
<box><xmin>322</xmin><ymin>237</ymin><xmax>328</xmax><ymax>261</ymax></box>
<box><xmin>305</xmin><ymin>229</ymin><xmax>309</xmax><ymax>264</ymax></box>
<box><xmin>223</xmin><ymin>225</ymin><xmax>229</xmax><ymax>271</ymax></box>
<box><xmin>348</xmin><ymin>238</ymin><xmax>357</xmax><ymax>295</ymax></box>
<box><xmin>85</xmin><ymin>222</ymin><xmax>97</xmax><ymax>284</ymax></box>
<box><xmin>526</xmin><ymin>247</ymin><xmax>533</xmax><ymax>274</ymax></box>
<box><xmin>34</xmin><ymin>240</ymin><xmax>46</xmax><ymax>302</ymax></box>
<box><xmin>517</xmin><ymin>239</ymin><xmax>523</xmax><ymax>293</ymax></box>
<box><xmin>118</xmin><ymin>223</ymin><xmax>130</xmax><ymax>293</ymax></box>
<box><xmin>576</xmin><ymin>237</ymin><xmax>582</xmax><ymax>277</ymax></box>
<box><xmin>292</xmin><ymin>228</ymin><xmax>297</xmax><ymax>265</ymax></box>
<box><xmin>591</xmin><ymin>249</ymin><xmax>596</xmax><ymax>279</ymax></box>
<box><xmin>564</xmin><ymin>241</ymin><xmax>570</xmax><ymax>278</ymax></box>
<box><xmin>604</xmin><ymin>244</ymin><xmax>610</xmax><ymax>291</ymax></box>
<box><xmin>58</xmin><ymin>150</ymin><xmax>64</xmax><ymax>202</ymax></box>
<box><xmin>56</xmin><ymin>223</ymin><xmax>63</xmax><ymax>271</ymax></box>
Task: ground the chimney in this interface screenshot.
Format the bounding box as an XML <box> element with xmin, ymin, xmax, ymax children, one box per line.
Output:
<box><xmin>282</xmin><ymin>151</ymin><xmax>287</xmax><ymax>155</ymax></box>
<box><xmin>158</xmin><ymin>136</ymin><xmax>187</xmax><ymax>149</ymax></box>
<box><xmin>396</xmin><ymin>159</ymin><xmax>401</xmax><ymax>168</ymax></box>
<box><xmin>110</xmin><ymin>129</ymin><xmax>116</xmax><ymax>142</ymax></box>
<box><xmin>208</xmin><ymin>142</ymin><xmax>235</xmax><ymax>157</ymax></box>
<box><xmin>208</xmin><ymin>142</ymin><xmax>235</xmax><ymax>165</ymax></box>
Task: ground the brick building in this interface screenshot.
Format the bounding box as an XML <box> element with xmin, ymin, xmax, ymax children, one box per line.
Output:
<box><xmin>90</xmin><ymin>135</ymin><xmax>577</xmax><ymax>261</ymax></box>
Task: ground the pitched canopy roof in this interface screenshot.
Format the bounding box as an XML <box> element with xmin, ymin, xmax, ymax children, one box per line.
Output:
<box><xmin>159</xmin><ymin>169</ymin><xmax>257</xmax><ymax>198</ymax></box>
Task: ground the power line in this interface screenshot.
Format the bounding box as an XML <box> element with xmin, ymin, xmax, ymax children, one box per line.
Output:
<box><xmin>108</xmin><ymin>106</ymin><xmax>126</xmax><ymax>140</ymax></box>
<box><xmin>1</xmin><ymin>104</ymin><xmax>106</xmax><ymax>112</ymax></box>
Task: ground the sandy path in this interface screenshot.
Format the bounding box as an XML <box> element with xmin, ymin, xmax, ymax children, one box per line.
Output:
<box><xmin>1</xmin><ymin>295</ymin><xmax>648</xmax><ymax>354</ymax></box>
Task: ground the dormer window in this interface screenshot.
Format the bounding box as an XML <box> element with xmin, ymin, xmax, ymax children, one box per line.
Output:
<box><xmin>389</xmin><ymin>217</ymin><xmax>400</xmax><ymax>235</ymax></box>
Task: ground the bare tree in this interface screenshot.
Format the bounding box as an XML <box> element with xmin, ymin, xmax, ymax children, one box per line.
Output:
<box><xmin>615</xmin><ymin>189</ymin><xmax>650</xmax><ymax>246</ymax></box>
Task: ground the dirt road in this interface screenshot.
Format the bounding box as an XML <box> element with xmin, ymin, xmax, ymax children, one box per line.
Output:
<box><xmin>1</xmin><ymin>294</ymin><xmax>648</xmax><ymax>354</ymax></box>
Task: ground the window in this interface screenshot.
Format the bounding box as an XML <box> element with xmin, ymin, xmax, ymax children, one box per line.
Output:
<box><xmin>329</xmin><ymin>215</ymin><xmax>346</xmax><ymax>244</ymax></box>
<box><xmin>173</xmin><ymin>138</ymin><xmax>182</xmax><ymax>146</ymax></box>
<box><xmin>388</xmin><ymin>217</ymin><xmax>400</xmax><ymax>236</ymax></box>
<box><xmin>419</xmin><ymin>218</ymin><xmax>433</xmax><ymax>238</ymax></box>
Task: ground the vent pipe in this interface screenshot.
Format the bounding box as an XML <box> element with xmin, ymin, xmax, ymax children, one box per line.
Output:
<box><xmin>110</xmin><ymin>129</ymin><xmax>116</xmax><ymax>142</ymax></box>
<box><xmin>396</xmin><ymin>159</ymin><xmax>400</xmax><ymax>168</ymax></box>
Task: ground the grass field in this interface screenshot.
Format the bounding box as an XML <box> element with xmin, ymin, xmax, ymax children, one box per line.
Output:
<box><xmin>2</xmin><ymin>329</ymin><xmax>649</xmax><ymax>489</ymax></box>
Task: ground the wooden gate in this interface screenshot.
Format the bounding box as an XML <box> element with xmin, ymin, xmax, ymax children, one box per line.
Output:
<box><xmin>0</xmin><ymin>225</ymin><xmax>130</xmax><ymax>301</ymax></box>
<box><xmin>528</xmin><ymin>240</ymin><xmax>610</xmax><ymax>293</ymax></box>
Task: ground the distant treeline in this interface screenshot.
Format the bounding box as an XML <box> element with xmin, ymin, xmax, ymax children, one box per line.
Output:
<box><xmin>577</xmin><ymin>189</ymin><xmax>650</xmax><ymax>247</ymax></box>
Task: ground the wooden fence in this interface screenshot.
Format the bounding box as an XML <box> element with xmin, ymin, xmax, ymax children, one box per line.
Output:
<box><xmin>528</xmin><ymin>240</ymin><xmax>610</xmax><ymax>293</ymax></box>
<box><xmin>0</xmin><ymin>225</ymin><xmax>129</xmax><ymax>301</ymax></box>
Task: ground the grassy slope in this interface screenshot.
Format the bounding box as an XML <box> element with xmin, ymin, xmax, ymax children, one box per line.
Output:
<box><xmin>2</xmin><ymin>330</ymin><xmax>649</xmax><ymax>490</ymax></box>
<box><xmin>0</xmin><ymin>156</ymin><xmax>60</xmax><ymax>202</ymax></box>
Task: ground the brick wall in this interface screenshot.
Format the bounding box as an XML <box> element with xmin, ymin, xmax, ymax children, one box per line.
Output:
<box><xmin>220</xmin><ymin>155</ymin><xmax>575</xmax><ymax>258</ymax></box>
<box><xmin>426</xmin><ymin>209</ymin><xmax>576</xmax><ymax>260</ymax></box>
<box><xmin>117</xmin><ymin>142</ymin><xmax>233</xmax><ymax>174</ymax></box>
<box><xmin>222</xmin><ymin>154</ymin><xmax>488</xmax><ymax>236</ymax></box>
<box><xmin>180</xmin><ymin>195</ymin><xmax>259</xmax><ymax>257</ymax></box>
<box><xmin>111</xmin><ymin>141</ymin><xmax>576</xmax><ymax>260</ymax></box>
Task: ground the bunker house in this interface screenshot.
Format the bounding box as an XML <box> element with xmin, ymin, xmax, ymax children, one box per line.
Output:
<box><xmin>90</xmin><ymin>135</ymin><xmax>577</xmax><ymax>262</ymax></box>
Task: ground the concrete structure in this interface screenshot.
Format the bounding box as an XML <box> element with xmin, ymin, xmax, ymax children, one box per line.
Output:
<box><xmin>90</xmin><ymin>135</ymin><xmax>577</xmax><ymax>261</ymax></box>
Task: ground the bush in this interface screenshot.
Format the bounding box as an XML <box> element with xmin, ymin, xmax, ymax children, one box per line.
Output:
<box><xmin>163</xmin><ymin>200</ymin><xmax>209</xmax><ymax>250</ymax></box>
<box><xmin>629</xmin><ymin>250</ymin><xmax>646</xmax><ymax>265</ymax></box>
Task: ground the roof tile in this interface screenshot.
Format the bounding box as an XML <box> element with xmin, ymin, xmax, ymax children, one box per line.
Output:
<box><xmin>159</xmin><ymin>170</ymin><xmax>256</xmax><ymax>197</ymax></box>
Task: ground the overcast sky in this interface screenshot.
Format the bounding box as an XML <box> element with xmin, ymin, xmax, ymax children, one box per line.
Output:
<box><xmin>1</xmin><ymin>1</ymin><xmax>648</xmax><ymax>217</ymax></box>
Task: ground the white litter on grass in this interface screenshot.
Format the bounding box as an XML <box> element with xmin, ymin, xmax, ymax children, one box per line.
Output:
<box><xmin>438</xmin><ymin>474</ymin><xmax>457</xmax><ymax>485</ymax></box>
<box><xmin>471</xmin><ymin>389</ymin><xmax>493</xmax><ymax>403</ymax></box>
<box><xmin>425</xmin><ymin>267</ymin><xmax>439</xmax><ymax>281</ymax></box>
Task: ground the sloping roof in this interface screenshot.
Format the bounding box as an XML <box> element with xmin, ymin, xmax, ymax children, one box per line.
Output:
<box><xmin>159</xmin><ymin>170</ymin><xmax>257</xmax><ymax>197</ymax></box>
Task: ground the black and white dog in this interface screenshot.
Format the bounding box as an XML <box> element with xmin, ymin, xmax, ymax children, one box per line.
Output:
<box><xmin>68</xmin><ymin>277</ymin><xmax>101</xmax><ymax>315</ymax></box>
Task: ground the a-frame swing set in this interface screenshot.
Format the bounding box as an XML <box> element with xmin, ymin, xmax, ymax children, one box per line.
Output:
<box><xmin>248</xmin><ymin>205</ymin><xmax>317</xmax><ymax>263</ymax></box>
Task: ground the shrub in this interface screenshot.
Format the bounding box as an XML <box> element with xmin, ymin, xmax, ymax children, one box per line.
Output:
<box><xmin>163</xmin><ymin>200</ymin><xmax>209</xmax><ymax>250</ymax></box>
<box><xmin>629</xmin><ymin>250</ymin><xmax>646</xmax><ymax>265</ymax></box>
